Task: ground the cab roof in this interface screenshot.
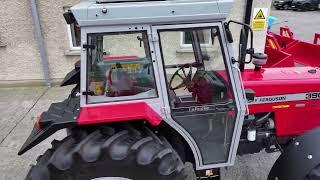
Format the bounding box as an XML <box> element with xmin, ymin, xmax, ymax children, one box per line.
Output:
<box><xmin>71</xmin><ymin>0</ymin><xmax>234</xmax><ymax>27</ymax></box>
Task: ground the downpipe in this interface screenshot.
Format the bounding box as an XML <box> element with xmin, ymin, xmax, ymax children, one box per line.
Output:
<box><xmin>31</xmin><ymin>0</ymin><xmax>51</xmax><ymax>87</ymax></box>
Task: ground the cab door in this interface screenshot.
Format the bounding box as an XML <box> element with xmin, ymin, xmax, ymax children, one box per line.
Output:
<box><xmin>151</xmin><ymin>23</ymin><xmax>246</xmax><ymax>169</ymax></box>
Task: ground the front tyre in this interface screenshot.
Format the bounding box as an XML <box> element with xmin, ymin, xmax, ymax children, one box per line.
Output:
<box><xmin>26</xmin><ymin>125</ymin><xmax>196</xmax><ymax>180</ymax></box>
<box><xmin>306</xmin><ymin>165</ymin><xmax>320</xmax><ymax>180</ymax></box>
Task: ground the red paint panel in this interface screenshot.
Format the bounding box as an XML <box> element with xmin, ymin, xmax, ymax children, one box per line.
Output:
<box><xmin>220</xmin><ymin>67</ymin><xmax>320</xmax><ymax>136</ymax></box>
<box><xmin>242</xmin><ymin>67</ymin><xmax>320</xmax><ymax>96</ymax></box>
<box><xmin>275</xmin><ymin>108</ymin><xmax>320</xmax><ymax>136</ymax></box>
<box><xmin>78</xmin><ymin>102</ymin><xmax>162</xmax><ymax>126</ymax></box>
<box><xmin>249</xmin><ymin>99</ymin><xmax>320</xmax><ymax>136</ymax></box>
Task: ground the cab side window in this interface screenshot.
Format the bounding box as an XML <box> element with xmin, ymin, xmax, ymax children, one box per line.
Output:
<box><xmin>87</xmin><ymin>31</ymin><xmax>158</xmax><ymax>104</ymax></box>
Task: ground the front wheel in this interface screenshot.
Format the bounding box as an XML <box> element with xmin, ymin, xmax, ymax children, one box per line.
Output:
<box><xmin>26</xmin><ymin>125</ymin><xmax>196</xmax><ymax>180</ymax></box>
<box><xmin>268</xmin><ymin>127</ymin><xmax>320</xmax><ymax>180</ymax></box>
<box><xmin>306</xmin><ymin>165</ymin><xmax>320</xmax><ymax>180</ymax></box>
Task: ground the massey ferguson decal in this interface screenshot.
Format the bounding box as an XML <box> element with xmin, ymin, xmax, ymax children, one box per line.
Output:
<box><xmin>254</xmin><ymin>96</ymin><xmax>286</xmax><ymax>103</ymax></box>
<box><xmin>249</xmin><ymin>92</ymin><xmax>320</xmax><ymax>104</ymax></box>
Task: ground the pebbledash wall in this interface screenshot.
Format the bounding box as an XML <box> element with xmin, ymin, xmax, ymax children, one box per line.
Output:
<box><xmin>0</xmin><ymin>0</ymin><xmax>271</xmax><ymax>87</ymax></box>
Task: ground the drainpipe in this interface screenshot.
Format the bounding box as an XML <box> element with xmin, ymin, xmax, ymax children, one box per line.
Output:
<box><xmin>31</xmin><ymin>0</ymin><xmax>51</xmax><ymax>87</ymax></box>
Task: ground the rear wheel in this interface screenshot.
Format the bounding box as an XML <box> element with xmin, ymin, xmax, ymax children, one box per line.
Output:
<box><xmin>26</xmin><ymin>125</ymin><xmax>196</xmax><ymax>180</ymax></box>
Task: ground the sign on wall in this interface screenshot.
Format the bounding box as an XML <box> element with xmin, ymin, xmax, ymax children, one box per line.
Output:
<box><xmin>252</xmin><ymin>8</ymin><xmax>268</xmax><ymax>31</ymax></box>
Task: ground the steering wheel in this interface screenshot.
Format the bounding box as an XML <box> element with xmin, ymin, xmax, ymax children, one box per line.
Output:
<box><xmin>169</xmin><ymin>64</ymin><xmax>193</xmax><ymax>91</ymax></box>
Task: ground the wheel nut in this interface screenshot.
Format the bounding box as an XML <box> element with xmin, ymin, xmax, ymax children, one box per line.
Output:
<box><xmin>295</xmin><ymin>142</ymin><xmax>299</xmax><ymax>146</ymax></box>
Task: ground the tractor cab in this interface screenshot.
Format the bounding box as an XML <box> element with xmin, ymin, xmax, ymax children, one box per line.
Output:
<box><xmin>68</xmin><ymin>0</ymin><xmax>246</xmax><ymax>169</ymax></box>
<box><xmin>67</xmin><ymin>0</ymin><xmax>246</xmax><ymax>169</ymax></box>
<box><xmin>20</xmin><ymin>0</ymin><xmax>247</xmax><ymax>172</ymax></box>
<box><xmin>84</xmin><ymin>24</ymin><xmax>243</xmax><ymax>166</ymax></box>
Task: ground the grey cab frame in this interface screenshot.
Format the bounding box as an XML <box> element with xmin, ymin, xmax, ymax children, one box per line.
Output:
<box><xmin>79</xmin><ymin>22</ymin><xmax>246</xmax><ymax>170</ymax></box>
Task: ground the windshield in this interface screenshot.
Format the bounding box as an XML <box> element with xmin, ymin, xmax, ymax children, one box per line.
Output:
<box><xmin>159</xmin><ymin>27</ymin><xmax>230</xmax><ymax>108</ymax></box>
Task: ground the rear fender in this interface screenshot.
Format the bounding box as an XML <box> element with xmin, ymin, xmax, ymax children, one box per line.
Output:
<box><xmin>18</xmin><ymin>97</ymin><xmax>79</xmax><ymax>155</ymax></box>
<box><xmin>60</xmin><ymin>60</ymin><xmax>80</xmax><ymax>87</ymax></box>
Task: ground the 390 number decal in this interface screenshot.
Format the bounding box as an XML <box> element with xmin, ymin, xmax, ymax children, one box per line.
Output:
<box><xmin>306</xmin><ymin>92</ymin><xmax>320</xmax><ymax>100</ymax></box>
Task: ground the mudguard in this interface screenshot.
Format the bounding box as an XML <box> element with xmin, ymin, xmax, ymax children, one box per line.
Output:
<box><xmin>268</xmin><ymin>127</ymin><xmax>320</xmax><ymax>180</ymax></box>
<box><xmin>18</xmin><ymin>97</ymin><xmax>79</xmax><ymax>155</ymax></box>
<box><xmin>60</xmin><ymin>69</ymin><xmax>80</xmax><ymax>86</ymax></box>
<box><xmin>60</xmin><ymin>61</ymin><xmax>80</xmax><ymax>87</ymax></box>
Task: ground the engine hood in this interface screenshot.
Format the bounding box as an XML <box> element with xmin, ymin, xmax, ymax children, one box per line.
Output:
<box><xmin>242</xmin><ymin>67</ymin><xmax>320</xmax><ymax>96</ymax></box>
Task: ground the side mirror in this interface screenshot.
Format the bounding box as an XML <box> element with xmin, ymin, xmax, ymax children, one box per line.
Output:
<box><xmin>225</xmin><ymin>20</ymin><xmax>255</xmax><ymax>71</ymax></box>
<box><xmin>63</xmin><ymin>10</ymin><xmax>76</xmax><ymax>24</ymax></box>
<box><xmin>224</xmin><ymin>23</ymin><xmax>234</xmax><ymax>43</ymax></box>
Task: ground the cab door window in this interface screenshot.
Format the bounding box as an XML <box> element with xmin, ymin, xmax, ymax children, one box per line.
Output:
<box><xmin>87</xmin><ymin>31</ymin><xmax>158</xmax><ymax>104</ymax></box>
<box><xmin>158</xmin><ymin>26</ymin><xmax>236</xmax><ymax>164</ymax></box>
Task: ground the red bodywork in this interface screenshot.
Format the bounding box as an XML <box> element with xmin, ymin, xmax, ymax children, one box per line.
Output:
<box><xmin>246</xmin><ymin>27</ymin><xmax>320</xmax><ymax>136</ymax></box>
<box><xmin>242</xmin><ymin>67</ymin><xmax>320</xmax><ymax>136</ymax></box>
<box><xmin>78</xmin><ymin>102</ymin><xmax>162</xmax><ymax>126</ymax></box>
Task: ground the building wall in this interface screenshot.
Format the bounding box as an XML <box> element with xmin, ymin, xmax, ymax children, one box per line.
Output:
<box><xmin>0</xmin><ymin>0</ymin><xmax>80</xmax><ymax>86</ymax></box>
<box><xmin>0</xmin><ymin>0</ymin><xmax>271</xmax><ymax>86</ymax></box>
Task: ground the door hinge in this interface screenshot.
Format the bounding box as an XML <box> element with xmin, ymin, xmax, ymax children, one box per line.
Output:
<box><xmin>82</xmin><ymin>91</ymin><xmax>94</xmax><ymax>96</ymax></box>
<box><xmin>161</xmin><ymin>107</ymin><xmax>170</xmax><ymax>116</ymax></box>
<box><xmin>151</xmin><ymin>33</ymin><xmax>159</xmax><ymax>42</ymax></box>
<box><xmin>82</xmin><ymin>44</ymin><xmax>96</xmax><ymax>49</ymax></box>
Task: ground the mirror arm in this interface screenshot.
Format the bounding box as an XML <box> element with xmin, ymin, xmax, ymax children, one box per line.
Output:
<box><xmin>225</xmin><ymin>20</ymin><xmax>255</xmax><ymax>66</ymax></box>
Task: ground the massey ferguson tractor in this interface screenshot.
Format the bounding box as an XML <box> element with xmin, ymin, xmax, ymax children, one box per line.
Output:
<box><xmin>18</xmin><ymin>0</ymin><xmax>320</xmax><ymax>179</ymax></box>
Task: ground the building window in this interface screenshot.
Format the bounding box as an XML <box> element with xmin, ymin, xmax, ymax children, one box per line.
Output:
<box><xmin>180</xmin><ymin>29</ymin><xmax>212</xmax><ymax>48</ymax></box>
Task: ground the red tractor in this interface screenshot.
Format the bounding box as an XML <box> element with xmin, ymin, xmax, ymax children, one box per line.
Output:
<box><xmin>19</xmin><ymin>0</ymin><xmax>320</xmax><ymax>180</ymax></box>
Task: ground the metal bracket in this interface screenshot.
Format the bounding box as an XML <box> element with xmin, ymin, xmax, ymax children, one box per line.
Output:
<box><xmin>161</xmin><ymin>107</ymin><xmax>170</xmax><ymax>116</ymax></box>
<box><xmin>82</xmin><ymin>44</ymin><xmax>96</xmax><ymax>49</ymax></box>
<box><xmin>82</xmin><ymin>91</ymin><xmax>95</xmax><ymax>96</ymax></box>
<box><xmin>151</xmin><ymin>33</ymin><xmax>159</xmax><ymax>42</ymax></box>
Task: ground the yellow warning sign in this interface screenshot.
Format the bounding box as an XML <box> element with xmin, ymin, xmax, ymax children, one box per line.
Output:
<box><xmin>252</xmin><ymin>8</ymin><xmax>268</xmax><ymax>31</ymax></box>
<box><xmin>254</xmin><ymin>9</ymin><xmax>266</xmax><ymax>20</ymax></box>
<box><xmin>253</xmin><ymin>20</ymin><xmax>266</xmax><ymax>31</ymax></box>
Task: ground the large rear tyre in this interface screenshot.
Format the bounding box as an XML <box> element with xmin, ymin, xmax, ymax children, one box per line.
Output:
<box><xmin>26</xmin><ymin>125</ymin><xmax>196</xmax><ymax>180</ymax></box>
